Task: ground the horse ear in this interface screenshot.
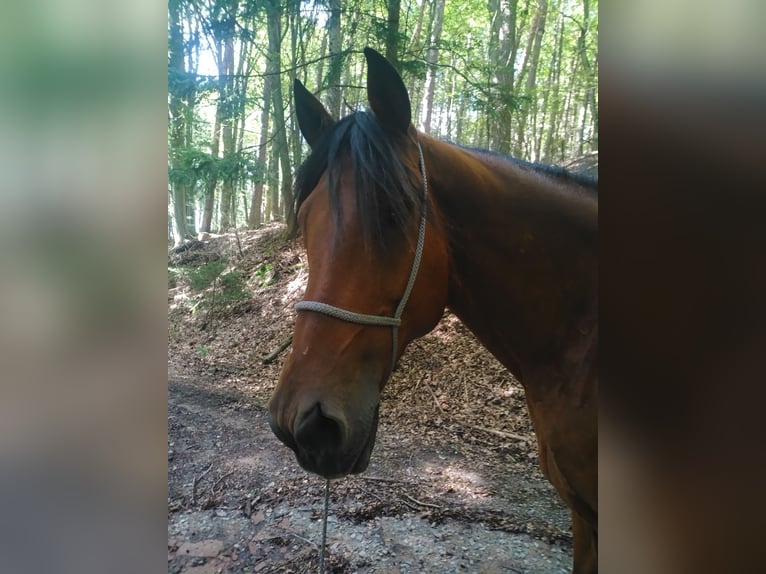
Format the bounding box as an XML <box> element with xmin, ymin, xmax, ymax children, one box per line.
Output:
<box><xmin>364</xmin><ymin>47</ymin><xmax>411</xmax><ymax>133</ymax></box>
<box><xmin>294</xmin><ymin>79</ymin><xmax>334</xmax><ymax>148</ymax></box>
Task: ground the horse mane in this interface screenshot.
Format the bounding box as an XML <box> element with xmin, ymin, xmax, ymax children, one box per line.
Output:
<box><xmin>293</xmin><ymin>111</ymin><xmax>422</xmax><ymax>253</ymax></box>
<box><xmin>293</xmin><ymin>117</ymin><xmax>596</xmax><ymax>251</ymax></box>
<box><xmin>459</xmin><ymin>145</ymin><xmax>598</xmax><ymax>193</ymax></box>
<box><xmin>510</xmin><ymin>157</ymin><xmax>598</xmax><ymax>192</ymax></box>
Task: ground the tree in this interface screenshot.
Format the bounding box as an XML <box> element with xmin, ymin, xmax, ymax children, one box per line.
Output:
<box><xmin>420</xmin><ymin>0</ymin><xmax>445</xmax><ymax>134</ymax></box>
<box><xmin>265</xmin><ymin>0</ymin><xmax>292</xmax><ymax>223</ymax></box>
<box><xmin>168</xmin><ymin>0</ymin><xmax>599</xmax><ymax>238</ymax></box>
<box><xmin>386</xmin><ymin>0</ymin><xmax>402</xmax><ymax>69</ymax></box>
<box><xmin>168</xmin><ymin>0</ymin><xmax>189</xmax><ymax>247</ymax></box>
<box><xmin>325</xmin><ymin>0</ymin><xmax>343</xmax><ymax>119</ymax></box>
<box><xmin>514</xmin><ymin>0</ymin><xmax>548</xmax><ymax>158</ymax></box>
<box><xmin>215</xmin><ymin>0</ymin><xmax>240</xmax><ymax>232</ymax></box>
<box><xmin>487</xmin><ymin>0</ymin><xmax>518</xmax><ymax>154</ymax></box>
<box><xmin>248</xmin><ymin>73</ymin><xmax>271</xmax><ymax>228</ymax></box>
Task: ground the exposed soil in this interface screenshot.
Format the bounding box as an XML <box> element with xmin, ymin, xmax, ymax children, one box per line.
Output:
<box><xmin>168</xmin><ymin>225</ymin><xmax>573</xmax><ymax>573</ymax></box>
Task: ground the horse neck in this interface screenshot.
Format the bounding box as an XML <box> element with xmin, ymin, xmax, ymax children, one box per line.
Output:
<box><xmin>424</xmin><ymin>137</ymin><xmax>598</xmax><ymax>383</ymax></box>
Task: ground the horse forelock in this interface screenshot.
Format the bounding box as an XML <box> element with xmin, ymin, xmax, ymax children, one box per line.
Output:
<box><xmin>294</xmin><ymin>111</ymin><xmax>422</xmax><ymax>253</ymax></box>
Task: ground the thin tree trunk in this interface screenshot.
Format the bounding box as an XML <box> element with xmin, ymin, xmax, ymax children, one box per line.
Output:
<box><xmin>578</xmin><ymin>0</ymin><xmax>597</xmax><ymax>149</ymax></box>
<box><xmin>386</xmin><ymin>0</ymin><xmax>401</xmax><ymax>70</ymax></box>
<box><xmin>217</xmin><ymin>0</ymin><xmax>239</xmax><ymax>231</ymax></box>
<box><xmin>266</xmin><ymin>0</ymin><xmax>292</xmax><ymax>223</ymax></box>
<box><xmin>578</xmin><ymin>97</ymin><xmax>589</xmax><ymax>156</ymax></box>
<box><xmin>421</xmin><ymin>0</ymin><xmax>445</xmax><ymax>134</ymax></box>
<box><xmin>168</xmin><ymin>0</ymin><xmax>188</xmax><ymax>247</ymax></box>
<box><xmin>455</xmin><ymin>80</ymin><xmax>468</xmax><ymax>144</ymax></box>
<box><xmin>326</xmin><ymin>0</ymin><xmax>342</xmax><ymax>118</ymax></box>
<box><xmin>443</xmin><ymin>53</ymin><xmax>457</xmax><ymax>139</ymax></box>
<box><xmin>315</xmin><ymin>33</ymin><xmax>327</xmax><ymax>90</ymax></box>
<box><xmin>289</xmin><ymin>2</ymin><xmax>304</xmax><ymax>169</ymax></box>
<box><xmin>514</xmin><ymin>0</ymin><xmax>548</xmax><ymax>157</ymax></box>
<box><xmin>248</xmin><ymin>99</ymin><xmax>269</xmax><ymax>228</ymax></box>
<box><xmin>561</xmin><ymin>54</ymin><xmax>580</xmax><ymax>159</ymax></box>
<box><xmin>406</xmin><ymin>0</ymin><xmax>428</xmax><ymax>105</ymax></box>
<box><xmin>543</xmin><ymin>14</ymin><xmax>565</xmax><ymax>161</ymax></box>
<box><xmin>265</xmin><ymin>151</ymin><xmax>276</xmax><ymax>221</ymax></box>
<box><xmin>249</xmin><ymin>67</ymin><xmax>272</xmax><ymax>227</ymax></box>
<box><xmin>201</xmin><ymin>108</ymin><xmax>221</xmax><ymax>233</ymax></box>
<box><xmin>233</xmin><ymin>30</ymin><xmax>251</xmax><ymax>228</ymax></box>
<box><xmin>183</xmin><ymin>7</ymin><xmax>198</xmax><ymax>235</ymax></box>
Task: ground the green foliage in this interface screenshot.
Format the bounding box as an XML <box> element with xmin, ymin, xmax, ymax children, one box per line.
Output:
<box><xmin>400</xmin><ymin>58</ymin><xmax>428</xmax><ymax>81</ymax></box>
<box><xmin>168</xmin><ymin>0</ymin><xmax>599</xmax><ymax>228</ymax></box>
<box><xmin>170</xmin><ymin>146</ymin><xmax>265</xmax><ymax>201</ymax></box>
<box><xmin>187</xmin><ymin>261</ymin><xmax>227</xmax><ymax>291</ymax></box>
<box><xmin>185</xmin><ymin>260</ymin><xmax>249</xmax><ymax>302</ymax></box>
<box><xmin>254</xmin><ymin>262</ymin><xmax>275</xmax><ymax>287</ymax></box>
<box><xmin>168</xmin><ymin>68</ymin><xmax>198</xmax><ymax>99</ymax></box>
<box><xmin>217</xmin><ymin>149</ymin><xmax>263</xmax><ymax>181</ymax></box>
<box><xmin>169</xmin><ymin>147</ymin><xmax>217</xmax><ymax>189</ymax></box>
<box><xmin>217</xmin><ymin>269</ymin><xmax>249</xmax><ymax>302</ymax></box>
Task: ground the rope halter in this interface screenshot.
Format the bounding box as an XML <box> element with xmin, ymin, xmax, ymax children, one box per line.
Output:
<box><xmin>294</xmin><ymin>139</ymin><xmax>429</xmax><ymax>376</ymax></box>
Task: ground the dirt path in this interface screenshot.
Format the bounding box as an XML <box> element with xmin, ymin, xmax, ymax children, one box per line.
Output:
<box><xmin>168</xmin><ymin>371</ymin><xmax>572</xmax><ymax>574</ymax></box>
<box><xmin>168</xmin><ymin>227</ymin><xmax>573</xmax><ymax>573</ymax></box>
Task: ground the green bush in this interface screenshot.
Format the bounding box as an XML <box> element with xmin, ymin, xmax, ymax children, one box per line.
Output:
<box><xmin>187</xmin><ymin>261</ymin><xmax>227</xmax><ymax>291</ymax></box>
<box><xmin>170</xmin><ymin>260</ymin><xmax>250</xmax><ymax>329</ymax></box>
<box><xmin>218</xmin><ymin>270</ymin><xmax>249</xmax><ymax>302</ymax></box>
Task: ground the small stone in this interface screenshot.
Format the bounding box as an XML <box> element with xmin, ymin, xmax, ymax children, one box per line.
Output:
<box><xmin>176</xmin><ymin>540</ymin><xmax>224</xmax><ymax>557</ymax></box>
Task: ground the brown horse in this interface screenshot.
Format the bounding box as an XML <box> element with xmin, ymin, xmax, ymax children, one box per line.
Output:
<box><xmin>268</xmin><ymin>48</ymin><xmax>598</xmax><ymax>573</ymax></box>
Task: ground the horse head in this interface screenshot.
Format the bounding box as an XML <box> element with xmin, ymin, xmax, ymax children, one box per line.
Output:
<box><xmin>268</xmin><ymin>48</ymin><xmax>449</xmax><ymax>478</ymax></box>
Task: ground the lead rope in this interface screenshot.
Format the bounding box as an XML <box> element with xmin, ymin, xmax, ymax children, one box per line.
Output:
<box><xmin>303</xmin><ymin>140</ymin><xmax>428</xmax><ymax>574</ymax></box>
<box><xmin>319</xmin><ymin>478</ymin><xmax>330</xmax><ymax>573</ymax></box>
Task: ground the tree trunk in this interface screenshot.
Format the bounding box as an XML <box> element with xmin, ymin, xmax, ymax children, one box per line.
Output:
<box><xmin>325</xmin><ymin>0</ymin><xmax>342</xmax><ymax>118</ymax></box>
<box><xmin>514</xmin><ymin>0</ymin><xmax>548</xmax><ymax>157</ymax></box>
<box><xmin>315</xmin><ymin>33</ymin><xmax>327</xmax><ymax>90</ymax></box>
<box><xmin>578</xmin><ymin>0</ymin><xmax>597</xmax><ymax>149</ymax></box>
<box><xmin>234</xmin><ymin>31</ymin><xmax>250</xmax><ymax>227</ymax></box>
<box><xmin>266</xmin><ymin>0</ymin><xmax>293</xmax><ymax>223</ymax></box>
<box><xmin>406</xmin><ymin>0</ymin><xmax>428</xmax><ymax>99</ymax></box>
<box><xmin>562</xmin><ymin>54</ymin><xmax>580</xmax><ymax>159</ymax></box>
<box><xmin>386</xmin><ymin>0</ymin><xmax>401</xmax><ymax>70</ymax></box>
<box><xmin>217</xmin><ymin>0</ymin><xmax>239</xmax><ymax>232</ymax></box>
<box><xmin>487</xmin><ymin>0</ymin><xmax>517</xmax><ymax>154</ymax></box>
<box><xmin>168</xmin><ymin>0</ymin><xmax>188</xmax><ymax>247</ymax></box>
<box><xmin>265</xmin><ymin>146</ymin><xmax>278</xmax><ymax>220</ymax></box>
<box><xmin>443</xmin><ymin>53</ymin><xmax>457</xmax><ymax>139</ymax></box>
<box><xmin>421</xmin><ymin>0</ymin><xmax>445</xmax><ymax>134</ymax></box>
<box><xmin>249</xmin><ymin>64</ymin><xmax>273</xmax><ymax>228</ymax></box>
<box><xmin>543</xmin><ymin>14</ymin><xmax>565</xmax><ymax>162</ymax></box>
<box><xmin>201</xmin><ymin>107</ymin><xmax>221</xmax><ymax>233</ymax></box>
<box><xmin>455</xmin><ymin>78</ymin><xmax>468</xmax><ymax>144</ymax></box>
<box><xmin>289</xmin><ymin>2</ymin><xmax>304</xmax><ymax>170</ymax></box>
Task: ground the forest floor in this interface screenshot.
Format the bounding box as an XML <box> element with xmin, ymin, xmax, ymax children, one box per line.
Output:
<box><xmin>168</xmin><ymin>224</ymin><xmax>573</xmax><ymax>574</ymax></box>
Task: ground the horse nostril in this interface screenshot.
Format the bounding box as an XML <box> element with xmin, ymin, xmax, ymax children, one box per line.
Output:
<box><xmin>294</xmin><ymin>403</ymin><xmax>344</xmax><ymax>453</ymax></box>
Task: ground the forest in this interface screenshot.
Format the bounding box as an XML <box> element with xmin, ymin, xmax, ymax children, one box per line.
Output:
<box><xmin>168</xmin><ymin>0</ymin><xmax>598</xmax><ymax>246</ymax></box>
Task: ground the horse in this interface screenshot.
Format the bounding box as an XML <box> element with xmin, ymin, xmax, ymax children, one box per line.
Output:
<box><xmin>268</xmin><ymin>47</ymin><xmax>598</xmax><ymax>573</ymax></box>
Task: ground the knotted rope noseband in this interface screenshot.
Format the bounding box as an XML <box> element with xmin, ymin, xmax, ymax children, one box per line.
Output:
<box><xmin>294</xmin><ymin>139</ymin><xmax>428</xmax><ymax>376</ymax></box>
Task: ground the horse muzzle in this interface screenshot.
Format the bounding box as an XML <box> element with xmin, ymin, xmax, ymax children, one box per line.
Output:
<box><xmin>268</xmin><ymin>394</ymin><xmax>380</xmax><ymax>479</ymax></box>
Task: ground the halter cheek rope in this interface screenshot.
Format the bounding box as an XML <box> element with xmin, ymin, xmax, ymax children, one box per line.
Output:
<box><xmin>296</xmin><ymin>140</ymin><xmax>428</xmax><ymax>574</ymax></box>
<box><xmin>294</xmin><ymin>139</ymin><xmax>429</xmax><ymax>376</ymax></box>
